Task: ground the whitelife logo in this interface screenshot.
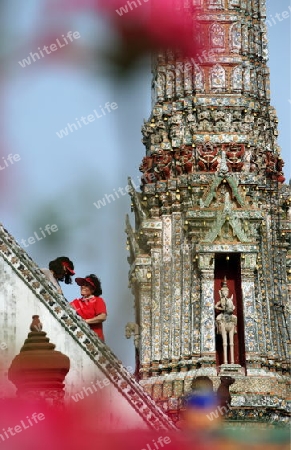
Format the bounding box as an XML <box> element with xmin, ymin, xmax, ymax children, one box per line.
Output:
<box><xmin>141</xmin><ymin>436</ymin><xmax>171</xmax><ymax>450</ymax></box>
<box><xmin>71</xmin><ymin>366</ymin><xmax>134</xmax><ymax>402</ymax></box>
<box><xmin>266</xmin><ymin>6</ymin><xmax>291</xmax><ymax>27</ymax></box>
<box><xmin>93</xmin><ymin>175</ymin><xmax>151</xmax><ymax>210</ymax></box>
<box><xmin>18</xmin><ymin>31</ymin><xmax>81</xmax><ymax>68</ymax></box>
<box><xmin>116</xmin><ymin>0</ymin><xmax>150</xmax><ymax>16</ymax></box>
<box><xmin>206</xmin><ymin>402</ymin><xmax>231</xmax><ymax>421</ymax></box>
<box><xmin>0</xmin><ymin>153</ymin><xmax>21</xmax><ymax>171</ymax></box>
<box><xmin>20</xmin><ymin>224</ymin><xmax>58</xmax><ymax>248</ymax></box>
<box><xmin>0</xmin><ymin>413</ymin><xmax>45</xmax><ymax>443</ymax></box>
<box><xmin>71</xmin><ymin>379</ymin><xmax>111</xmax><ymax>402</ymax></box>
<box><xmin>56</xmin><ymin>102</ymin><xmax>118</xmax><ymax>139</ymax></box>
<box><xmin>0</xmin><ymin>341</ymin><xmax>8</xmax><ymax>351</ymax></box>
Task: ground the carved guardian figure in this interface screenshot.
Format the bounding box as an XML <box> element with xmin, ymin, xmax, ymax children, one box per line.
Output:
<box><xmin>215</xmin><ymin>277</ymin><xmax>237</xmax><ymax>364</ymax></box>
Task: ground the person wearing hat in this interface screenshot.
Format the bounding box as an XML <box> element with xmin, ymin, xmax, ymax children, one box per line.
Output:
<box><xmin>70</xmin><ymin>274</ymin><xmax>107</xmax><ymax>341</ymax></box>
<box><xmin>41</xmin><ymin>256</ymin><xmax>75</xmax><ymax>295</ymax></box>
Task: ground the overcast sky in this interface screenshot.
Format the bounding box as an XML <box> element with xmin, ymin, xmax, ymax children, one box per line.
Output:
<box><xmin>0</xmin><ymin>0</ymin><xmax>290</xmax><ymax>369</ymax></box>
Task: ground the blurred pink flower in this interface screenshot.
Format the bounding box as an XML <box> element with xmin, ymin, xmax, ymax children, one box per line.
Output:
<box><xmin>0</xmin><ymin>396</ymin><xmax>195</xmax><ymax>450</ymax></box>
<box><xmin>99</xmin><ymin>0</ymin><xmax>201</xmax><ymax>58</ymax></box>
<box><xmin>45</xmin><ymin>0</ymin><xmax>203</xmax><ymax>70</ymax></box>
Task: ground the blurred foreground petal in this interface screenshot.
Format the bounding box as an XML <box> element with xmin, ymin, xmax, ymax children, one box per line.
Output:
<box><xmin>44</xmin><ymin>0</ymin><xmax>203</xmax><ymax>72</ymax></box>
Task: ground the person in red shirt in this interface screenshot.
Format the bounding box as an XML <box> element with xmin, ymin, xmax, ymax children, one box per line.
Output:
<box><xmin>70</xmin><ymin>274</ymin><xmax>107</xmax><ymax>341</ymax></box>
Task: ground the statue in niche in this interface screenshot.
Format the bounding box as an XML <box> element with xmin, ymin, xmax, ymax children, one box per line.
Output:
<box><xmin>241</xmin><ymin>25</ymin><xmax>248</xmax><ymax>53</ymax></box>
<box><xmin>243</xmin><ymin>67</ymin><xmax>251</xmax><ymax>91</ymax></box>
<box><xmin>230</xmin><ymin>23</ymin><xmax>241</xmax><ymax>52</ymax></box>
<box><xmin>257</xmin><ymin>73</ymin><xmax>264</xmax><ymax>98</ymax></box>
<box><xmin>194</xmin><ymin>66</ymin><xmax>204</xmax><ymax>91</ymax></box>
<box><xmin>249</xmin><ymin>28</ymin><xmax>254</xmax><ymax>54</ymax></box>
<box><xmin>166</xmin><ymin>70</ymin><xmax>175</xmax><ymax>99</ymax></box>
<box><xmin>232</xmin><ymin>66</ymin><xmax>242</xmax><ymax>90</ymax></box>
<box><xmin>215</xmin><ymin>277</ymin><xmax>237</xmax><ymax>365</ymax></box>
<box><xmin>210</xmin><ymin>23</ymin><xmax>225</xmax><ymax>48</ymax></box>
<box><xmin>184</xmin><ymin>65</ymin><xmax>193</xmax><ymax>93</ymax></box>
<box><xmin>210</xmin><ymin>65</ymin><xmax>226</xmax><ymax>90</ymax></box>
<box><xmin>156</xmin><ymin>72</ymin><xmax>166</xmax><ymax>101</ymax></box>
<box><xmin>253</xmin><ymin>25</ymin><xmax>261</xmax><ymax>57</ymax></box>
<box><xmin>176</xmin><ymin>67</ymin><xmax>184</xmax><ymax>98</ymax></box>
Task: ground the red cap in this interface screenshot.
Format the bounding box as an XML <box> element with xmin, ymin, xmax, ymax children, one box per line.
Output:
<box><xmin>62</xmin><ymin>261</ymin><xmax>75</xmax><ymax>275</ymax></box>
<box><xmin>75</xmin><ymin>277</ymin><xmax>95</xmax><ymax>288</ymax></box>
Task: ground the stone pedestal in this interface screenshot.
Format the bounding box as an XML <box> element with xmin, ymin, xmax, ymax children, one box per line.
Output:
<box><xmin>219</xmin><ymin>364</ymin><xmax>245</xmax><ymax>376</ymax></box>
<box><xmin>8</xmin><ymin>316</ymin><xmax>70</xmax><ymax>406</ymax></box>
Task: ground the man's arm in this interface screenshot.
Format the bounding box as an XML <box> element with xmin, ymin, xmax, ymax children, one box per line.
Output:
<box><xmin>85</xmin><ymin>313</ymin><xmax>107</xmax><ymax>325</ymax></box>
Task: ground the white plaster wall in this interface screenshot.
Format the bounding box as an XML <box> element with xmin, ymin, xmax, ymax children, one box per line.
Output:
<box><xmin>0</xmin><ymin>259</ymin><xmax>147</xmax><ymax>430</ymax></box>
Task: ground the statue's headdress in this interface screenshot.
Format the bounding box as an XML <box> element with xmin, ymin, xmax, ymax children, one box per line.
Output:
<box><xmin>221</xmin><ymin>276</ymin><xmax>228</xmax><ymax>288</ymax></box>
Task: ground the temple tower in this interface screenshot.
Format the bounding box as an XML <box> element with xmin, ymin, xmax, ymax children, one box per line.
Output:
<box><xmin>126</xmin><ymin>0</ymin><xmax>290</xmax><ymax>424</ymax></box>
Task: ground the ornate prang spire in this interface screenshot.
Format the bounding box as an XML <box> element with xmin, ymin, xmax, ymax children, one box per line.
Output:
<box><xmin>126</xmin><ymin>0</ymin><xmax>290</xmax><ymax>425</ymax></box>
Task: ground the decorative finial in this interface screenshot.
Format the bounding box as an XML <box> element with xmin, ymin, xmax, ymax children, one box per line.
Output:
<box><xmin>30</xmin><ymin>315</ymin><xmax>43</xmax><ymax>332</ymax></box>
<box><xmin>221</xmin><ymin>276</ymin><xmax>228</xmax><ymax>288</ymax></box>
